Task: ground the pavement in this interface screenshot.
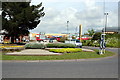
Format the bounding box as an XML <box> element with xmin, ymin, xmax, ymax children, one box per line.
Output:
<box><xmin>5</xmin><ymin>48</ymin><xmax>94</xmax><ymax>56</ymax></box>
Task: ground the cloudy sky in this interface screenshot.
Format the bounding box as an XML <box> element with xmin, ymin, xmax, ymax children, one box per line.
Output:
<box><xmin>30</xmin><ymin>0</ymin><xmax>118</xmax><ymax>34</ymax></box>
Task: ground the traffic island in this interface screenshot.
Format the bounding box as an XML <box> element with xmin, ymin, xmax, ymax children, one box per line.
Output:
<box><xmin>5</xmin><ymin>49</ymin><xmax>62</xmax><ymax>56</ymax></box>
<box><xmin>2</xmin><ymin>49</ymin><xmax>116</xmax><ymax>60</ymax></box>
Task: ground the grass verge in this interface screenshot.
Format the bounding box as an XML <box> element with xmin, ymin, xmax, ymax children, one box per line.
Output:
<box><xmin>1</xmin><ymin>49</ymin><xmax>116</xmax><ymax>60</ymax></box>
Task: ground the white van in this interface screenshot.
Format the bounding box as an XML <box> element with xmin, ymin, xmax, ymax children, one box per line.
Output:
<box><xmin>65</xmin><ymin>39</ymin><xmax>82</xmax><ymax>48</ymax></box>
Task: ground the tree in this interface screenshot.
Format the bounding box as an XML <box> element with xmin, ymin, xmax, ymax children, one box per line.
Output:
<box><xmin>84</xmin><ymin>29</ymin><xmax>95</xmax><ymax>37</ymax></box>
<box><xmin>92</xmin><ymin>32</ymin><xmax>102</xmax><ymax>40</ymax></box>
<box><xmin>2</xmin><ymin>2</ymin><xmax>45</xmax><ymax>43</ymax></box>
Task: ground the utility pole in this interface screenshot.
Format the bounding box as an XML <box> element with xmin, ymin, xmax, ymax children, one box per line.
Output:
<box><xmin>79</xmin><ymin>24</ymin><xmax>82</xmax><ymax>42</ymax></box>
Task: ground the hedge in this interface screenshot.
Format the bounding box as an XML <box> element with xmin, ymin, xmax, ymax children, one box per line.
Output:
<box><xmin>46</xmin><ymin>43</ymin><xmax>77</xmax><ymax>48</ymax></box>
<box><xmin>25</xmin><ymin>43</ymin><xmax>46</xmax><ymax>49</ymax></box>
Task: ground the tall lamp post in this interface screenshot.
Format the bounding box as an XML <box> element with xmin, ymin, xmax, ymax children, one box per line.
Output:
<box><xmin>67</xmin><ymin>21</ymin><xmax>69</xmax><ymax>40</ymax></box>
<box><xmin>104</xmin><ymin>13</ymin><xmax>108</xmax><ymax>33</ymax></box>
<box><xmin>67</xmin><ymin>21</ymin><xmax>69</xmax><ymax>34</ymax></box>
<box><xmin>99</xmin><ymin>12</ymin><xmax>108</xmax><ymax>55</ymax></box>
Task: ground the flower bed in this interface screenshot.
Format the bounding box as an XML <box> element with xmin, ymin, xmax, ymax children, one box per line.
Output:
<box><xmin>1</xmin><ymin>45</ymin><xmax>25</xmax><ymax>53</ymax></box>
<box><xmin>0</xmin><ymin>46</ymin><xmax>24</xmax><ymax>49</ymax></box>
<box><xmin>49</xmin><ymin>48</ymin><xmax>82</xmax><ymax>53</ymax></box>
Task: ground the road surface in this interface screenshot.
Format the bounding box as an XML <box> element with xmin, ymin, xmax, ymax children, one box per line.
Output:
<box><xmin>2</xmin><ymin>47</ymin><xmax>118</xmax><ymax>78</ymax></box>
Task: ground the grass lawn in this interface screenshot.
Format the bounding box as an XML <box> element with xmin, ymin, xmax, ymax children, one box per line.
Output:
<box><xmin>1</xmin><ymin>49</ymin><xmax>116</xmax><ymax>60</ymax></box>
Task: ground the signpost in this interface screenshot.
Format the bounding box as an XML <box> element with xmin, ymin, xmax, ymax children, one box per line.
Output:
<box><xmin>99</xmin><ymin>33</ymin><xmax>106</xmax><ymax>55</ymax></box>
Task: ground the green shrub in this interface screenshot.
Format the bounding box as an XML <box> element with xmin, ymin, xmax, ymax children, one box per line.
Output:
<box><xmin>106</xmin><ymin>37</ymin><xmax>118</xmax><ymax>47</ymax></box>
<box><xmin>25</xmin><ymin>43</ymin><xmax>46</xmax><ymax>49</ymax></box>
<box><xmin>46</xmin><ymin>43</ymin><xmax>76</xmax><ymax>48</ymax></box>
<box><xmin>92</xmin><ymin>40</ymin><xmax>100</xmax><ymax>47</ymax></box>
<box><xmin>2</xmin><ymin>48</ymin><xmax>23</xmax><ymax>53</ymax></box>
<box><xmin>105</xmin><ymin>33</ymin><xmax>119</xmax><ymax>39</ymax></box>
<box><xmin>49</xmin><ymin>48</ymin><xmax>82</xmax><ymax>53</ymax></box>
<box><xmin>80</xmin><ymin>33</ymin><xmax>120</xmax><ymax>48</ymax></box>
<box><xmin>82</xmin><ymin>40</ymin><xmax>94</xmax><ymax>46</ymax></box>
<box><xmin>92</xmin><ymin>32</ymin><xmax>102</xmax><ymax>40</ymax></box>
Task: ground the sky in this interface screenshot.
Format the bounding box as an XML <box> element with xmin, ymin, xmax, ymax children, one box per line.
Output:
<box><xmin>30</xmin><ymin>0</ymin><xmax>118</xmax><ymax>34</ymax></box>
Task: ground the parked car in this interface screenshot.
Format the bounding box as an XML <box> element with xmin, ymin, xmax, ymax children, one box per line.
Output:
<box><xmin>71</xmin><ymin>39</ymin><xmax>82</xmax><ymax>48</ymax></box>
<box><xmin>65</xmin><ymin>39</ymin><xmax>82</xmax><ymax>48</ymax></box>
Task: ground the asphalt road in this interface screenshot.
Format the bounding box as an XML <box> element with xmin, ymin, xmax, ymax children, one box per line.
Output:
<box><xmin>82</xmin><ymin>46</ymin><xmax>119</xmax><ymax>54</ymax></box>
<box><xmin>2</xmin><ymin>47</ymin><xmax>118</xmax><ymax>78</ymax></box>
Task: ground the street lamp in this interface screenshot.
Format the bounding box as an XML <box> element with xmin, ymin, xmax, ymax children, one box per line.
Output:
<box><xmin>99</xmin><ymin>12</ymin><xmax>108</xmax><ymax>55</ymax></box>
<box><xmin>104</xmin><ymin>12</ymin><xmax>108</xmax><ymax>33</ymax></box>
<box><xmin>67</xmin><ymin>21</ymin><xmax>69</xmax><ymax>34</ymax></box>
<box><xmin>67</xmin><ymin>21</ymin><xmax>70</xmax><ymax>40</ymax></box>
<box><xmin>75</xmin><ymin>27</ymin><xmax>78</xmax><ymax>38</ymax></box>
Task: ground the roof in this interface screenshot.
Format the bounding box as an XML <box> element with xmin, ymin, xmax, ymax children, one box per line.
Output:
<box><xmin>95</xmin><ymin>27</ymin><xmax>119</xmax><ymax>33</ymax></box>
<box><xmin>104</xmin><ymin>27</ymin><xmax>119</xmax><ymax>32</ymax></box>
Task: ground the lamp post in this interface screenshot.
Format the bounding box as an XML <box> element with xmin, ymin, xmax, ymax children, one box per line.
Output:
<box><xmin>99</xmin><ymin>12</ymin><xmax>108</xmax><ymax>55</ymax></box>
<box><xmin>67</xmin><ymin>21</ymin><xmax>69</xmax><ymax>34</ymax></box>
<box><xmin>67</xmin><ymin>21</ymin><xmax>70</xmax><ymax>40</ymax></box>
<box><xmin>104</xmin><ymin>12</ymin><xmax>108</xmax><ymax>33</ymax></box>
<box><xmin>75</xmin><ymin>27</ymin><xmax>77</xmax><ymax>38</ymax></box>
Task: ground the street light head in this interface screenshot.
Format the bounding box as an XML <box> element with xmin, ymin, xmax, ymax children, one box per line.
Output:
<box><xmin>104</xmin><ymin>13</ymin><xmax>108</xmax><ymax>15</ymax></box>
<box><xmin>67</xmin><ymin>21</ymin><xmax>69</xmax><ymax>23</ymax></box>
